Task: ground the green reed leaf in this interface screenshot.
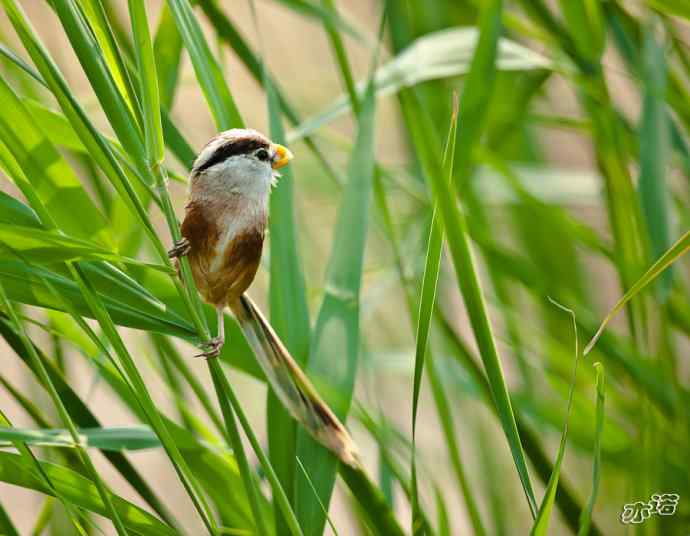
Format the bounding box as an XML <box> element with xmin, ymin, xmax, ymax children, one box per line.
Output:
<box><xmin>166</xmin><ymin>0</ymin><xmax>243</xmax><ymax>130</ymax></box>
<box><xmin>0</xmin><ymin>451</ymin><xmax>175</xmax><ymax>536</ymax></box>
<box><xmin>578</xmin><ymin>363</ymin><xmax>605</xmax><ymax>536</ymax></box>
<box><xmin>293</xmin><ymin>65</ymin><xmax>377</xmax><ymax>536</ymax></box>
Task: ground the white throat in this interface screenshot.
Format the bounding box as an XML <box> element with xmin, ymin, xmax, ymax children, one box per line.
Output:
<box><xmin>190</xmin><ymin>155</ymin><xmax>272</xmax><ymax>273</ymax></box>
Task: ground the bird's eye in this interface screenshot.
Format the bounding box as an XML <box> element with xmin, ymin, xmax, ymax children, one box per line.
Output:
<box><xmin>256</xmin><ymin>148</ymin><xmax>269</xmax><ymax>161</ymax></box>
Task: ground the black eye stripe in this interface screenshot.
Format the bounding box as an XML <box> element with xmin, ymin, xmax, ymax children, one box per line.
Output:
<box><xmin>195</xmin><ymin>138</ymin><xmax>270</xmax><ymax>172</ymax></box>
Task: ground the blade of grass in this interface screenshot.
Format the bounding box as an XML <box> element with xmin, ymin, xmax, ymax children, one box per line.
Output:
<box><xmin>0</xmin><ymin>451</ymin><xmax>175</xmax><ymax>536</ymax></box>
<box><xmin>50</xmin><ymin>0</ymin><xmax>147</xmax><ymax>174</ymax></box>
<box><xmin>293</xmin><ymin>58</ymin><xmax>377</xmax><ymax>536</ymax></box>
<box><xmin>0</xmin><ymin>190</ymin><xmax>41</xmax><ymax>227</ymax></box>
<box><xmin>0</xmin><ymin>317</ymin><xmax>179</xmax><ymax>528</ymax></box>
<box><xmin>265</xmin><ymin>53</ymin><xmax>311</xmax><ymax>535</ymax></box>
<box><xmin>578</xmin><ymin>362</ymin><xmax>605</xmax><ymax>536</ymax></box>
<box><xmin>426</xmin><ymin>353</ymin><xmax>486</xmax><ymax>536</ymax></box>
<box><xmin>78</xmin><ymin>0</ymin><xmax>142</xmax><ymax>126</ymax></box>
<box><xmin>289</xmin><ymin>27</ymin><xmax>550</xmax><ymax>142</ymax></box>
<box><xmin>435</xmin><ymin>486</ymin><xmax>450</xmax><ymax>536</ymax></box>
<box><xmin>296</xmin><ymin>457</ymin><xmax>340</xmax><ymax>536</ymax></box>
<box><xmin>153</xmin><ymin>3</ymin><xmax>183</xmax><ymax>109</ymax></box>
<box><xmin>0</xmin><ymin>410</ymin><xmax>89</xmax><ymax>536</ymax></box>
<box><xmin>30</xmin><ymin>497</ymin><xmax>55</xmax><ymax>536</ymax></box>
<box><xmin>410</xmin><ymin>97</ymin><xmax>458</xmax><ymax>536</ymax></box>
<box><xmin>67</xmin><ymin>262</ymin><xmax>218</xmax><ymax>534</ymax></box>
<box><xmin>338</xmin><ymin>463</ymin><xmax>406</xmax><ymax>536</ymax></box>
<box><xmin>212</xmin><ymin>361</ymin><xmax>304</xmax><ymax>536</ymax></box>
<box><xmin>166</xmin><ymin>0</ymin><xmax>243</xmax><ymax>130</ymax></box>
<box><xmin>0</xmin><ymin>75</ymin><xmax>113</xmax><ymax>248</ymax></box>
<box><xmin>585</xmin><ymin>229</ymin><xmax>690</xmax><ymax>354</ymax></box>
<box><xmin>0</xmin><ymin>283</ymin><xmax>129</xmax><ymax>536</ymax></box>
<box><xmin>128</xmin><ymin>0</ymin><xmax>164</xmax><ymax>166</ymax></box>
<box><xmin>0</xmin><ymin>427</ymin><xmax>160</xmax><ymax>450</ymax></box>
<box><xmin>0</xmin><ymin>501</ymin><xmax>19</xmax><ymax>536</ymax></box>
<box><xmin>125</xmin><ymin>0</ymin><xmax>209</xmax><ymax>337</ymax></box>
<box><xmin>638</xmin><ymin>21</ymin><xmax>672</xmax><ymax>295</ymax></box>
<box><xmin>530</xmin><ymin>299</ymin><xmax>581</xmax><ymax>536</ymax></box>
<box><xmin>397</xmin><ymin>0</ymin><xmax>537</xmax><ymax>517</ymax></box>
<box><xmin>208</xmin><ymin>363</ymin><xmax>269</xmax><ymax>536</ymax></box>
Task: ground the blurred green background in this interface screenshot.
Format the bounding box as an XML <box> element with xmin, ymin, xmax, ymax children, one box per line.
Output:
<box><xmin>0</xmin><ymin>0</ymin><xmax>688</xmax><ymax>535</ymax></box>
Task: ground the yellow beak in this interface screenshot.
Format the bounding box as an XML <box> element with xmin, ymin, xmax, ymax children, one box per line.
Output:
<box><xmin>271</xmin><ymin>143</ymin><xmax>293</xmax><ymax>170</ymax></box>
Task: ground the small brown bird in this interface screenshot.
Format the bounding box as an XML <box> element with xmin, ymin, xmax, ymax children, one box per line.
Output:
<box><xmin>169</xmin><ymin>128</ymin><xmax>291</xmax><ymax>358</ymax></box>
<box><xmin>169</xmin><ymin>128</ymin><xmax>358</xmax><ymax>466</ymax></box>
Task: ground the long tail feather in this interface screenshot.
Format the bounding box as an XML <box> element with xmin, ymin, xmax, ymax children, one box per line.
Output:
<box><xmin>230</xmin><ymin>294</ymin><xmax>360</xmax><ymax>467</ymax></box>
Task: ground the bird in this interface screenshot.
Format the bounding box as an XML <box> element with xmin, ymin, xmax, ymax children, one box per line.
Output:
<box><xmin>168</xmin><ymin>128</ymin><xmax>359</xmax><ymax>466</ymax></box>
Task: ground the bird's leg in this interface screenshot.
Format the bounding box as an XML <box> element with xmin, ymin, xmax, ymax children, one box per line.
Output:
<box><xmin>196</xmin><ymin>306</ymin><xmax>225</xmax><ymax>358</ymax></box>
<box><xmin>167</xmin><ymin>237</ymin><xmax>190</xmax><ymax>259</ymax></box>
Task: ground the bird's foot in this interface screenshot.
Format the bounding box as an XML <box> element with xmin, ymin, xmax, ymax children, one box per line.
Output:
<box><xmin>195</xmin><ymin>336</ymin><xmax>224</xmax><ymax>359</ymax></box>
<box><xmin>168</xmin><ymin>238</ymin><xmax>190</xmax><ymax>259</ymax></box>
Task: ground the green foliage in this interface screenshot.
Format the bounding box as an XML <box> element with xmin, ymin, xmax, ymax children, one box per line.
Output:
<box><xmin>0</xmin><ymin>1</ymin><xmax>689</xmax><ymax>535</ymax></box>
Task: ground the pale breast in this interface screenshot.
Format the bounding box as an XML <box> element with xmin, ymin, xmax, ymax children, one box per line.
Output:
<box><xmin>209</xmin><ymin>195</ymin><xmax>267</xmax><ymax>273</ymax></box>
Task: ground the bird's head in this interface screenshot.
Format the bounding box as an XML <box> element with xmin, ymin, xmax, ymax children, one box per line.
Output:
<box><xmin>191</xmin><ymin>128</ymin><xmax>293</xmax><ymax>197</ymax></box>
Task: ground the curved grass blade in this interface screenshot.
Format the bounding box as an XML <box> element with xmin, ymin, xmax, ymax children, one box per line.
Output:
<box><xmin>0</xmin><ymin>74</ymin><xmax>112</xmax><ymax>248</ymax></box>
<box><xmin>154</xmin><ymin>4</ymin><xmax>183</xmax><ymax>109</ymax></box>
<box><xmin>638</xmin><ymin>22</ymin><xmax>672</xmax><ymax>295</ymax></box>
<box><xmin>0</xmin><ymin>283</ymin><xmax>129</xmax><ymax>536</ymax></box>
<box><xmin>530</xmin><ymin>300</ymin><xmax>581</xmax><ymax>536</ymax></box>
<box><xmin>578</xmin><ymin>363</ymin><xmax>605</xmax><ymax>536</ymax></box>
<box><xmin>128</xmin><ymin>0</ymin><xmax>164</xmax><ymax>166</ymax></box>
<box><xmin>0</xmin><ymin>190</ymin><xmax>41</xmax><ymax>228</ymax></box>
<box><xmin>0</xmin><ymin>451</ymin><xmax>175</xmax><ymax>536</ymax></box>
<box><xmin>67</xmin><ymin>262</ymin><xmax>218</xmax><ymax>534</ymax></box>
<box><xmin>2</xmin><ymin>0</ymin><xmax>172</xmax><ymax>265</ymax></box>
<box><xmin>0</xmin><ymin>224</ymin><xmax>171</xmax><ymax>273</ymax></box>
<box><xmin>0</xmin><ymin>411</ymin><xmax>89</xmax><ymax>536</ymax></box>
<box><xmin>338</xmin><ymin>463</ymin><xmax>406</xmax><ymax>536</ymax></box>
<box><xmin>0</xmin><ymin>426</ymin><xmax>160</xmax><ymax>451</ymax></box>
<box><xmin>410</xmin><ymin>97</ymin><xmax>458</xmax><ymax>536</ymax></box>
<box><xmin>0</xmin><ymin>260</ymin><xmax>195</xmax><ymax>339</ymax></box>
<box><xmin>208</xmin><ymin>363</ymin><xmax>269</xmax><ymax>536</ymax></box>
<box><xmin>289</xmin><ymin>27</ymin><xmax>550</xmax><ymax>142</ymax></box>
<box><xmin>584</xmin><ymin>229</ymin><xmax>690</xmax><ymax>354</ymax></box>
<box><xmin>0</xmin><ymin>501</ymin><xmax>19</xmax><ymax>536</ymax></box>
<box><xmin>165</xmin><ymin>0</ymin><xmax>243</xmax><ymax>130</ymax></box>
<box><xmin>211</xmin><ymin>361</ymin><xmax>304</xmax><ymax>536</ymax></box>
<box><xmin>293</xmin><ymin>62</ymin><xmax>377</xmax><ymax>536</ymax></box>
<box><xmin>265</xmin><ymin>61</ymin><xmax>311</xmax><ymax>535</ymax></box>
<box><xmin>50</xmin><ymin>0</ymin><xmax>148</xmax><ymax>172</ymax></box>
<box><xmin>398</xmin><ymin>0</ymin><xmax>537</xmax><ymax>518</ymax></box>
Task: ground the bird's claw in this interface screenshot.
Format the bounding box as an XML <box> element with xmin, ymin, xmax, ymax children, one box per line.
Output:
<box><xmin>195</xmin><ymin>337</ymin><xmax>224</xmax><ymax>359</ymax></box>
<box><xmin>168</xmin><ymin>238</ymin><xmax>191</xmax><ymax>259</ymax></box>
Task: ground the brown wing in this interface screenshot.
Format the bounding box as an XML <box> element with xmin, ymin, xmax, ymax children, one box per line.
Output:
<box><xmin>180</xmin><ymin>201</ymin><xmax>220</xmax><ymax>303</ymax></box>
<box><xmin>206</xmin><ymin>227</ymin><xmax>264</xmax><ymax>305</ymax></box>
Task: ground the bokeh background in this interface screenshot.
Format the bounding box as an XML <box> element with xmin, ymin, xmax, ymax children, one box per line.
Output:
<box><xmin>0</xmin><ymin>1</ymin><xmax>689</xmax><ymax>535</ymax></box>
